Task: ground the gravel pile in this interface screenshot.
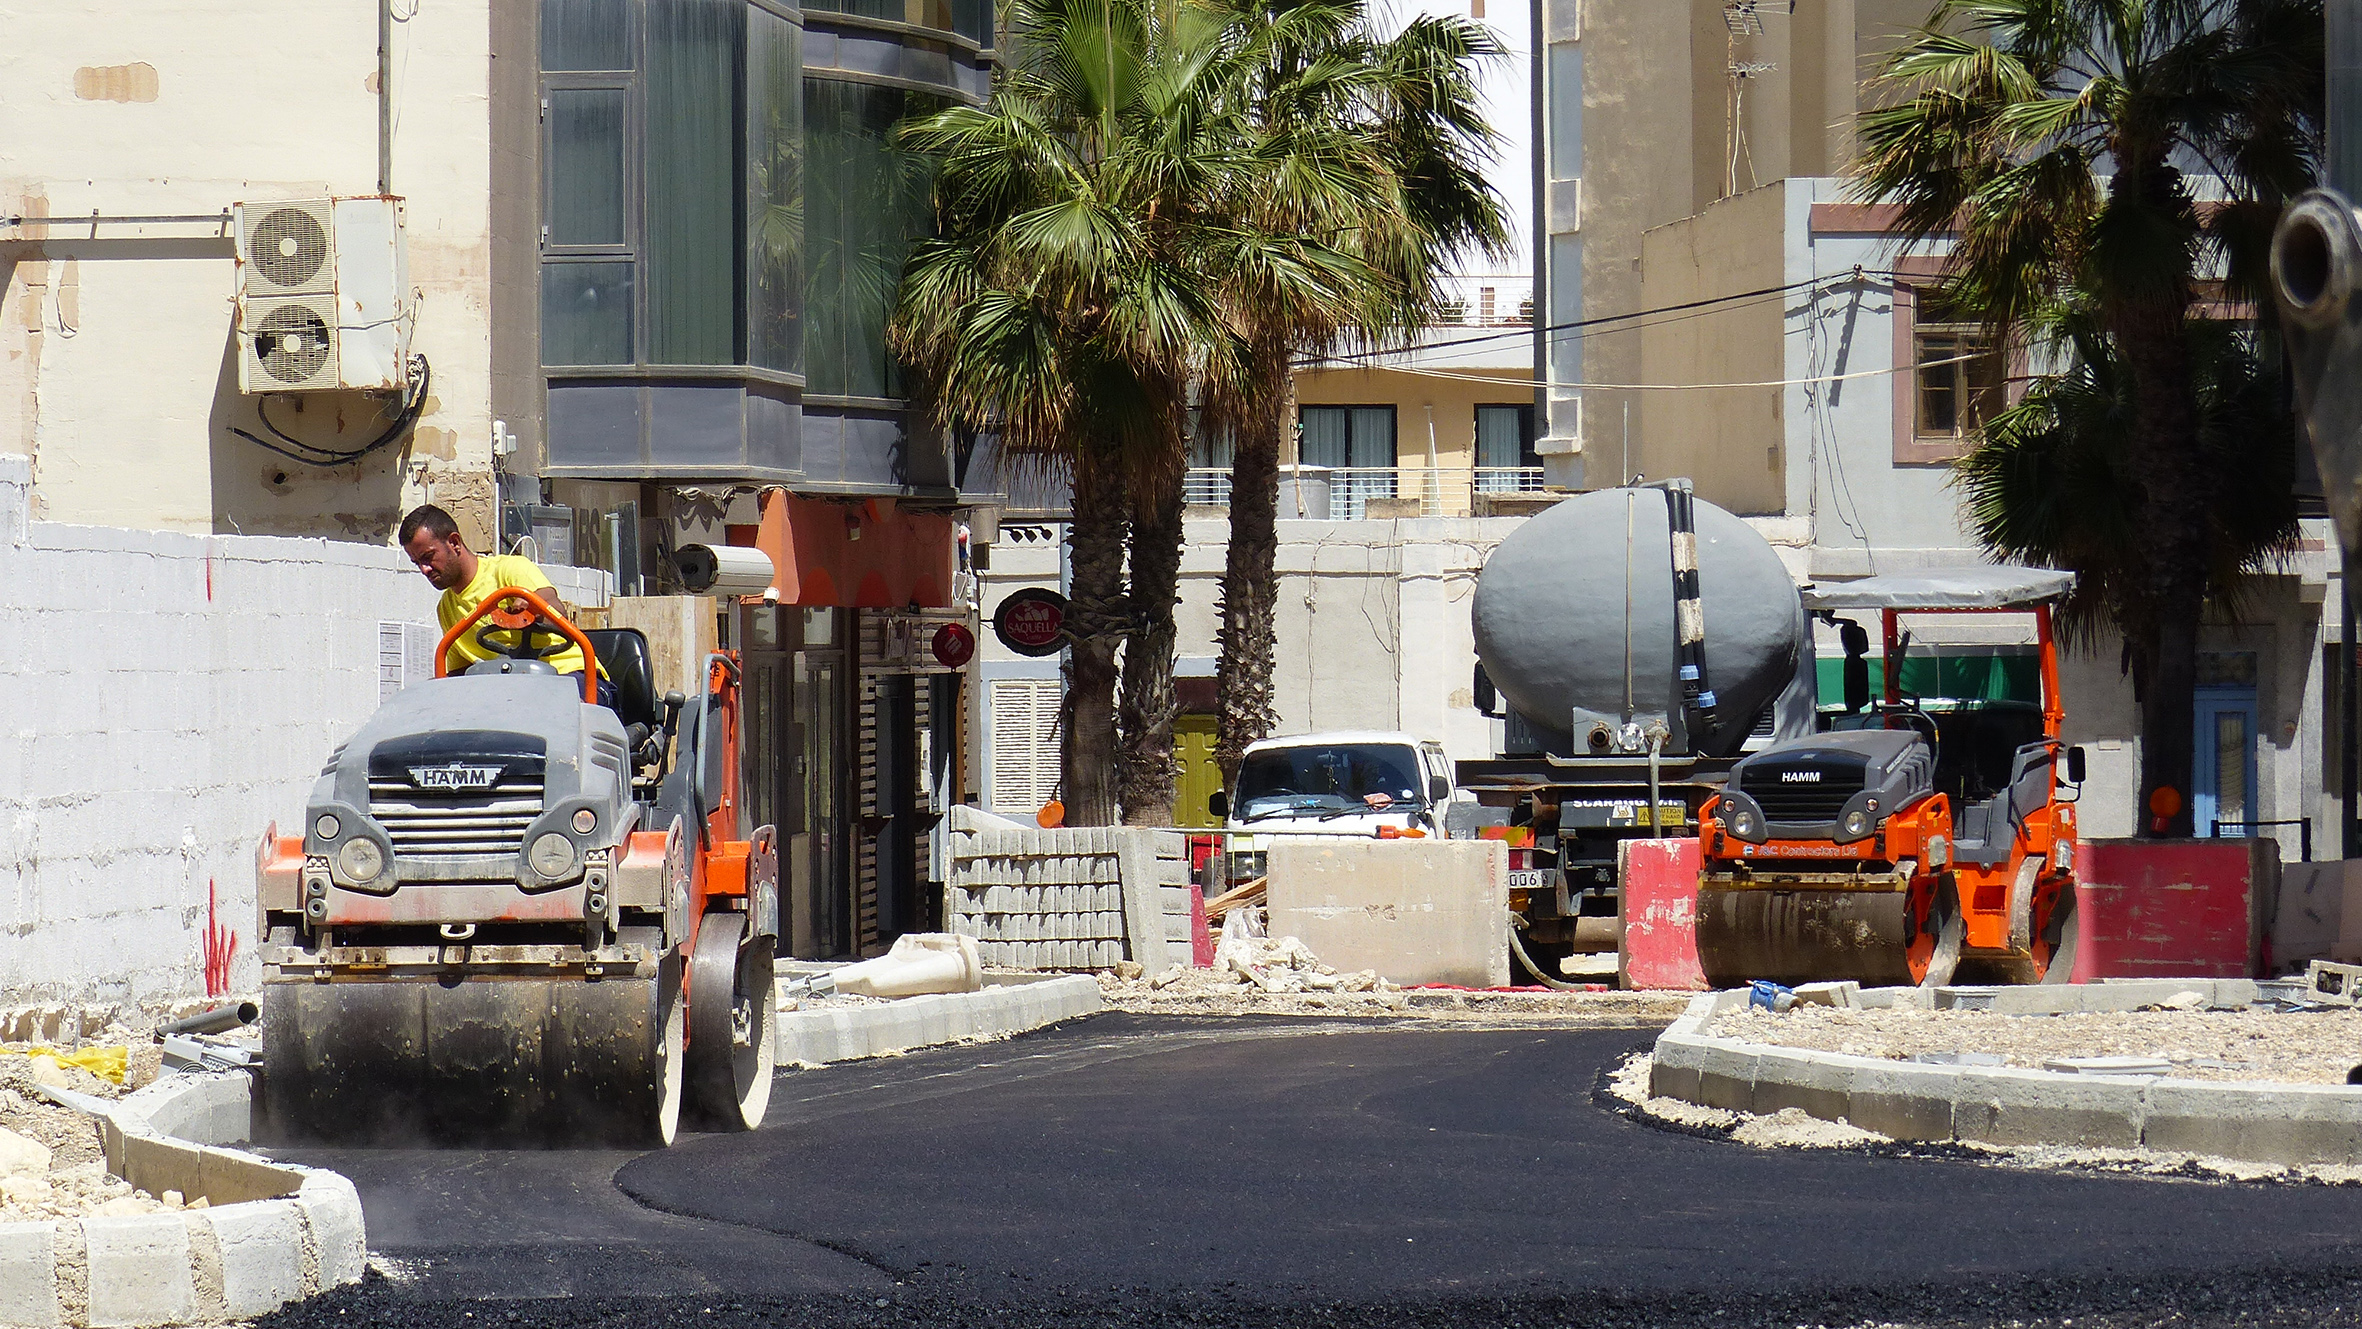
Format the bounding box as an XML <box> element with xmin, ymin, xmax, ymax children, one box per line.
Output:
<box><xmin>1706</xmin><ymin>1002</ymin><xmax>2362</xmax><ymax>1084</ymax></box>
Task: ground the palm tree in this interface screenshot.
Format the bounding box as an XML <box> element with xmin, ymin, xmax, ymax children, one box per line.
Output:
<box><xmin>1199</xmin><ymin>0</ymin><xmax>1511</xmax><ymax>785</ymax></box>
<box><xmin>1958</xmin><ymin>309</ymin><xmax>2299</xmax><ymax>689</ymax></box>
<box><xmin>1853</xmin><ymin>0</ymin><xmax>2320</xmax><ymax>835</ymax></box>
<box><xmin>892</xmin><ymin>0</ymin><xmax>1247</xmax><ymax>826</ymax></box>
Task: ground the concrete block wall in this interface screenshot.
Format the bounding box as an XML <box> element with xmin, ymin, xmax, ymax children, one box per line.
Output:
<box><xmin>942</xmin><ymin>807</ymin><xmax>1189</xmax><ymax>973</ymax></box>
<box><xmin>0</xmin><ymin>458</ymin><xmax>606</xmax><ymax>1001</ymax></box>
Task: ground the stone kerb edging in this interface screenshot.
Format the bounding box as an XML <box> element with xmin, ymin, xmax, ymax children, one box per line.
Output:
<box><xmin>7</xmin><ymin>1071</ymin><xmax>365</xmax><ymax>1327</ymax></box>
<box><xmin>1648</xmin><ymin>979</ymin><xmax>2362</xmax><ymax>1167</ymax></box>
<box><xmin>777</xmin><ymin>972</ymin><xmax>1103</xmax><ymax>1066</ymax></box>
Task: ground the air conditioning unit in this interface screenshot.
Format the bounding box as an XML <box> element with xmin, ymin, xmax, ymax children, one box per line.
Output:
<box><xmin>234</xmin><ymin>196</ymin><xmax>411</xmax><ymax>394</ymax></box>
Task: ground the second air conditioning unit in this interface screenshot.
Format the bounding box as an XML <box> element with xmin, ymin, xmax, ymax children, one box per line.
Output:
<box><xmin>234</xmin><ymin>196</ymin><xmax>412</xmax><ymax>394</ymax></box>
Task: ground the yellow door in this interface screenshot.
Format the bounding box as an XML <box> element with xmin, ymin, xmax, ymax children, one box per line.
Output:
<box><xmin>1172</xmin><ymin>714</ymin><xmax>1221</xmax><ymax>828</ymax></box>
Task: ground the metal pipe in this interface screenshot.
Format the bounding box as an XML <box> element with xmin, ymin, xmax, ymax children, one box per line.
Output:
<box><xmin>155</xmin><ymin>1002</ymin><xmax>259</xmax><ymax>1039</ymax></box>
<box><xmin>2</xmin><ymin>212</ymin><xmax>230</xmax><ymax>231</ymax></box>
<box><xmin>2347</xmin><ymin>584</ymin><xmax>2357</xmax><ymax>860</ymax></box>
<box><xmin>378</xmin><ymin>0</ymin><xmax>394</xmax><ymax>195</ymax></box>
<box><xmin>1646</xmin><ymin>727</ymin><xmax>1666</xmax><ymax>838</ymax></box>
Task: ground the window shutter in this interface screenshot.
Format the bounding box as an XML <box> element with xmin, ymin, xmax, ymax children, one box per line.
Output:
<box><xmin>988</xmin><ymin>678</ymin><xmax>1064</xmax><ymax>813</ymax></box>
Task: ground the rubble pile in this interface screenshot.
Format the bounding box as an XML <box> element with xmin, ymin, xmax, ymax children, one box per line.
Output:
<box><xmin>1094</xmin><ymin>909</ymin><xmax>1695</xmax><ymax>1021</ymax></box>
<box><xmin>0</xmin><ymin>1058</ymin><xmax>192</xmax><ymax>1222</ymax></box>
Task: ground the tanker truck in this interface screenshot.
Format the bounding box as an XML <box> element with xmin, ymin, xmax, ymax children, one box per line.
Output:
<box><xmin>1459</xmin><ymin>482</ymin><xmax>1814</xmax><ymax>983</ymax></box>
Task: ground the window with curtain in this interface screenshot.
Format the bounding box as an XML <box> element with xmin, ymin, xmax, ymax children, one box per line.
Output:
<box><xmin>805</xmin><ymin>79</ymin><xmax>938</xmax><ymax>398</ymax></box>
<box><xmin>1298</xmin><ymin>406</ymin><xmax>1395</xmax><ymax>468</ymax></box>
<box><xmin>541</xmin><ymin>0</ymin><xmax>637</xmax><ymax>367</ymax></box>
<box><xmin>1474</xmin><ymin>404</ymin><xmax>1537</xmax><ymax>469</ymax></box>
<box><xmin>645</xmin><ymin>0</ymin><xmax>744</xmax><ymax>365</ymax></box>
<box><xmin>748</xmin><ymin>7</ymin><xmax>804</xmax><ymax>374</ymax></box>
<box><xmin>541</xmin><ymin>0</ymin><xmax>797</xmax><ymax>373</ymax></box>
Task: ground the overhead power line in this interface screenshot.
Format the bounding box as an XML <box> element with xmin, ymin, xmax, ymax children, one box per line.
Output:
<box><xmin>1298</xmin><ymin>271</ymin><xmax>1886</xmax><ymax>367</ymax></box>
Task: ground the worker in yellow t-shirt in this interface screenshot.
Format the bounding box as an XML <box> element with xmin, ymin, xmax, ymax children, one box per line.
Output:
<box><xmin>397</xmin><ymin>504</ymin><xmax>614</xmax><ymax>709</ymax></box>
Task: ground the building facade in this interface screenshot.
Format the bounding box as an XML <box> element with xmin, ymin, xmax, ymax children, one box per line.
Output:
<box><xmin>1532</xmin><ymin>0</ymin><xmax>1936</xmax><ymax>484</ymax></box>
<box><xmin>0</xmin><ymin>0</ymin><xmax>994</xmax><ymax>993</ymax></box>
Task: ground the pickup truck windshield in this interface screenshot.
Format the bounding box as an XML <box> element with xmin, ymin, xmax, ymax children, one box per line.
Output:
<box><xmin>1234</xmin><ymin>744</ymin><xmax>1424</xmax><ymax>818</ymax></box>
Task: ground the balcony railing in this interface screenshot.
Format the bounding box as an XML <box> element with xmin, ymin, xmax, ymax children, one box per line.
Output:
<box><xmin>1182</xmin><ymin>466</ymin><xmax>1547</xmax><ymax>518</ymax></box>
<box><xmin>1474</xmin><ymin>466</ymin><xmax>1546</xmax><ymax>494</ymax></box>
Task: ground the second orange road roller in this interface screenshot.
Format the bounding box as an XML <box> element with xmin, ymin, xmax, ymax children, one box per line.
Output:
<box><xmin>1695</xmin><ymin>569</ymin><xmax>2086</xmax><ymax>989</ymax></box>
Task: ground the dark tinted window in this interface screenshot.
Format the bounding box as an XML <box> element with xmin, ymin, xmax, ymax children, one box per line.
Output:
<box><xmin>1233</xmin><ymin>744</ymin><xmax>1424</xmax><ymax>816</ymax></box>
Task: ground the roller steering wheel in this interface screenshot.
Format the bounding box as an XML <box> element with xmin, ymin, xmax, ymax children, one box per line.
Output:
<box><xmin>1873</xmin><ymin>698</ymin><xmax>1939</xmax><ymax>749</ymax></box>
<box><xmin>473</xmin><ymin>590</ymin><xmax>573</xmax><ymax>662</ymax></box>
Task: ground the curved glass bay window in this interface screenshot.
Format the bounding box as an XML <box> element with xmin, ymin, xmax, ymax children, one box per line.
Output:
<box><xmin>798</xmin><ymin>0</ymin><xmax>990</xmax><ymax>491</ymax></box>
<box><xmin>805</xmin><ymin>80</ymin><xmax>939</xmax><ymax>401</ymax></box>
<box><xmin>540</xmin><ymin>0</ymin><xmax>806</xmax><ymax>479</ymax></box>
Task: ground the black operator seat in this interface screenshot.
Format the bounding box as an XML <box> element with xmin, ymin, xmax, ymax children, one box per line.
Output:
<box><xmin>583</xmin><ymin>628</ymin><xmax>661</xmax><ymax>731</ymax></box>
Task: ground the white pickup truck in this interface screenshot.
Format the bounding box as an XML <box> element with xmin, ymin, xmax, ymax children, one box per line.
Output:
<box><xmin>1206</xmin><ymin>730</ymin><xmax>1463</xmax><ymax>884</ymax></box>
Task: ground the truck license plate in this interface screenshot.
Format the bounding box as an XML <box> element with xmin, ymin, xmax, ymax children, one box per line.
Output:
<box><xmin>1507</xmin><ymin>868</ymin><xmax>1557</xmax><ymax>892</ymax></box>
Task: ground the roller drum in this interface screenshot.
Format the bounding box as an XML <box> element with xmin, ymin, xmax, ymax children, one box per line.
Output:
<box><xmin>262</xmin><ymin>969</ymin><xmax>674</xmax><ymax>1146</ymax></box>
<box><xmin>1694</xmin><ymin>882</ymin><xmax>1915</xmax><ymax>988</ymax></box>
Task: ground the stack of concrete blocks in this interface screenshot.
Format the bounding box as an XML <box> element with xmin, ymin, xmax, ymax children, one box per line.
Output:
<box><xmin>943</xmin><ymin>806</ymin><xmax>1192</xmax><ymax>975</ymax></box>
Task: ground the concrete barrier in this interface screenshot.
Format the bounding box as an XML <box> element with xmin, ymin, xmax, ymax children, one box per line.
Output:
<box><xmin>10</xmin><ymin>1072</ymin><xmax>366</xmax><ymax>1327</ymax></box>
<box><xmin>1267</xmin><ymin>839</ymin><xmax>1509</xmax><ymax>988</ymax></box>
<box><xmin>1648</xmin><ymin>982</ymin><xmax>2362</xmax><ymax>1168</ymax></box>
<box><xmin>776</xmin><ymin>972</ymin><xmax>1102</xmax><ymax>1066</ymax></box>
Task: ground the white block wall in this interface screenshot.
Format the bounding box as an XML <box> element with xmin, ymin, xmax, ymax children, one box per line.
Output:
<box><xmin>0</xmin><ymin>456</ymin><xmax>606</xmax><ymax>1001</ymax></box>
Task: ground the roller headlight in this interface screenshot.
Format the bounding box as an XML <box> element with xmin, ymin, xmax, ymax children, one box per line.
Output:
<box><xmin>572</xmin><ymin>808</ymin><xmax>598</xmax><ymax>834</ymax></box>
<box><xmin>529</xmin><ymin>832</ymin><xmax>579</xmax><ymax>878</ymax></box>
<box><xmin>1728</xmin><ymin>806</ymin><xmax>1762</xmax><ymax>841</ymax></box>
<box><xmin>1840</xmin><ymin>808</ymin><xmax>1872</xmax><ymax>841</ymax></box>
<box><xmin>337</xmin><ymin>837</ymin><xmax>384</xmax><ymax>883</ymax></box>
<box><xmin>313</xmin><ymin>813</ymin><xmax>341</xmax><ymax>841</ymax></box>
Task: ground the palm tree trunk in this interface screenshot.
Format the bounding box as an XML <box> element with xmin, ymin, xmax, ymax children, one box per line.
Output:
<box><xmin>1117</xmin><ymin>440</ymin><xmax>1187</xmax><ymax>825</ymax></box>
<box><xmin>2103</xmin><ymin>193</ymin><xmax>2205</xmax><ymax>837</ymax></box>
<box><xmin>1213</xmin><ymin>335</ymin><xmax>1290</xmax><ymax>786</ymax></box>
<box><xmin>1062</xmin><ymin>444</ymin><xmax>1130</xmax><ymax>827</ymax></box>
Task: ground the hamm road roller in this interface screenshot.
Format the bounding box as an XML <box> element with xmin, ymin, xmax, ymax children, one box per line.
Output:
<box><xmin>1695</xmin><ymin>568</ymin><xmax>2086</xmax><ymax>988</ymax></box>
<box><xmin>255</xmin><ymin>588</ymin><xmax>777</xmax><ymax>1144</ymax></box>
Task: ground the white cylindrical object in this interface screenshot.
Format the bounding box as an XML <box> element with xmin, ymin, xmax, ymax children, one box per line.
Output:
<box><xmin>831</xmin><ymin>933</ymin><xmax>983</xmax><ymax>998</ymax></box>
<box><xmin>675</xmin><ymin>543</ymin><xmax>777</xmax><ymax>597</ymax></box>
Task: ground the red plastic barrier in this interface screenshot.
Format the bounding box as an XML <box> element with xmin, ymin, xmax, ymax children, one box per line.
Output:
<box><xmin>1189</xmin><ymin>882</ymin><xmax>1214</xmax><ymax>968</ymax></box>
<box><xmin>1619</xmin><ymin>837</ymin><xmax>1709</xmax><ymax>991</ymax></box>
<box><xmin>2070</xmin><ymin>839</ymin><xmax>2273</xmax><ymax>981</ymax></box>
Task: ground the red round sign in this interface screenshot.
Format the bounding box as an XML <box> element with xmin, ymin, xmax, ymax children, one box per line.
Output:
<box><xmin>993</xmin><ymin>587</ymin><xmax>1069</xmax><ymax>657</ymax></box>
<box><xmin>932</xmin><ymin>622</ymin><xmax>977</xmax><ymax>669</ymax></box>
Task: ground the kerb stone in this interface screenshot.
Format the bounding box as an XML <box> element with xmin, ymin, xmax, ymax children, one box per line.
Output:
<box><xmin>81</xmin><ymin>1212</ymin><xmax>195</xmax><ymax>1327</ymax></box>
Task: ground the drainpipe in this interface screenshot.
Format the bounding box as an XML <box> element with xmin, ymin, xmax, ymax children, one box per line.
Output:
<box><xmin>378</xmin><ymin>0</ymin><xmax>393</xmax><ymax>195</ymax></box>
<box><xmin>1422</xmin><ymin>404</ymin><xmax>1439</xmax><ymax>516</ymax></box>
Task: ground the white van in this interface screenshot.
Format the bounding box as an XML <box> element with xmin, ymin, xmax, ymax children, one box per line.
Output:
<box><xmin>1207</xmin><ymin>731</ymin><xmax>1462</xmax><ymax>883</ymax></box>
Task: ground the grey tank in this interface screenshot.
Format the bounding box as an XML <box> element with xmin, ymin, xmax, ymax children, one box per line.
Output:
<box><xmin>1473</xmin><ymin>486</ymin><xmax>1806</xmax><ymax>758</ymax></box>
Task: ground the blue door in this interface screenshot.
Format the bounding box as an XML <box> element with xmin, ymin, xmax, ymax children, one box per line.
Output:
<box><xmin>2193</xmin><ymin>687</ymin><xmax>2259</xmax><ymax>838</ymax></box>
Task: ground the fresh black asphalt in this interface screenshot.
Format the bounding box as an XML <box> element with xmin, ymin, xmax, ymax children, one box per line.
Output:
<box><xmin>260</xmin><ymin>1012</ymin><xmax>2362</xmax><ymax>1329</ymax></box>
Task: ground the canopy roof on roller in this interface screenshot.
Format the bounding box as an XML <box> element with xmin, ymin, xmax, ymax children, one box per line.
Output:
<box><xmin>1802</xmin><ymin>566</ymin><xmax>2076</xmax><ymax>611</ymax></box>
